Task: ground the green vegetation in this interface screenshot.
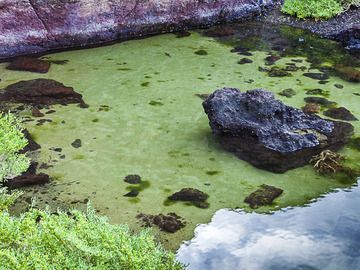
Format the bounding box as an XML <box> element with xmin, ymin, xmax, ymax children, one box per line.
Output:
<box><xmin>282</xmin><ymin>0</ymin><xmax>360</xmax><ymax>19</ymax></box>
<box><xmin>0</xmin><ymin>113</ymin><xmax>183</xmax><ymax>269</ymax></box>
<box><xmin>0</xmin><ymin>203</ymin><xmax>184</xmax><ymax>269</ymax></box>
<box><xmin>0</xmin><ymin>113</ymin><xmax>30</xmax><ymax>182</ymax></box>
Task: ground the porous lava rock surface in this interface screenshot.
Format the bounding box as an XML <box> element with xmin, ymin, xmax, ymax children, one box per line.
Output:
<box><xmin>203</xmin><ymin>88</ymin><xmax>354</xmax><ymax>173</ymax></box>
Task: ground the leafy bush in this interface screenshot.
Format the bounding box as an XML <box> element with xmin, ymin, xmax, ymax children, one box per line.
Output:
<box><xmin>0</xmin><ymin>113</ymin><xmax>30</xmax><ymax>181</ymax></box>
<box><xmin>0</xmin><ymin>204</ymin><xmax>184</xmax><ymax>269</ymax></box>
<box><xmin>0</xmin><ymin>188</ymin><xmax>22</xmax><ymax>212</ymax></box>
<box><xmin>282</xmin><ymin>0</ymin><xmax>343</xmax><ymax>19</ymax></box>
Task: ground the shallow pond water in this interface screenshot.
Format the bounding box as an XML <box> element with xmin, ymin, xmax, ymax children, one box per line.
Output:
<box><xmin>177</xmin><ymin>180</ymin><xmax>360</xmax><ymax>270</ymax></box>
<box><xmin>1</xmin><ymin>22</ymin><xmax>359</xmax><ymax>251</ymax></box>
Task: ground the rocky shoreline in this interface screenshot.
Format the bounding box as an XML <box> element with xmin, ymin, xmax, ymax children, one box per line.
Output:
<box><xmin>1</xmin><ymin>1</ymin><xmax>359</xmax><ymax>59</ymax></box>
<box><xmin>0</xmin><ymin>0</ymin><xmax>277</xmax><ymax>59</ymax></box>
<box><xmin>264</xmin><ymin>8</ymin><xmax>360</xmax><ymax>51</ymax></box>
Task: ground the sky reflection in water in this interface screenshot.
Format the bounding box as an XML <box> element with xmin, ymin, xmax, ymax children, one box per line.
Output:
<box><xmin>177</xmin><ymin>180</ymin><xmax>360</xmax><ymax>270</ymax></box>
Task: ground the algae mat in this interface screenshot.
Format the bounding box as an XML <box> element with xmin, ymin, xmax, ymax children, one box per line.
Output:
<box><xmin>1</xmin><ymin>24</ymin><xmax>359</xmax><ymax>250</ymax></box>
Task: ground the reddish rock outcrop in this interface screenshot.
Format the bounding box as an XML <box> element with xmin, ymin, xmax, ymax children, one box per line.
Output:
<box><xmin>6</xmin><ymin>57</ymin><xmax>50</xmax><ymax>73</ymax></box>
<box><xmin>0</xmin><ymin>79</ymin><xmax>85</xmax><ymax>106</ymax></box>
<box><xmin>0</xmin><ymin>0</ymin><xmax>277</xmax><ymax>59</ymax></box>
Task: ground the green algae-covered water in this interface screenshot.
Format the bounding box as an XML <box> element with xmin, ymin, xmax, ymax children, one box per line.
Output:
<box><xmin>1</xmin><ymin>22</ymin><xmax>359</xmax><ymax>250</ymax></box>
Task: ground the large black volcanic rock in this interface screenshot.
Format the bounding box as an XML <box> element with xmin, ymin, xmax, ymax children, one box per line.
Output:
<box><xmin>203</xmin><ymin>88</ymin><xmax>354</xmax><ymax>173</ymax></box>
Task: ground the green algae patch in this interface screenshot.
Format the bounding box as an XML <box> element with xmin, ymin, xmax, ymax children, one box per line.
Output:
<box><xmin>0</xmin><ymin>28</ymin><xmax>359</xmax><ymax>250</ymax></box>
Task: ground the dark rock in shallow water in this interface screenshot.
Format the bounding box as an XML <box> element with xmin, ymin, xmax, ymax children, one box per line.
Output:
<box><xmin>123</xmin><ymin>189</ymin><xmax>139</xmax><ymax>197</ymax></box>
<box><xmin>168</xmin><ymin>188</ymin><xmax>209</xmax><ymax>208</ymax></box>
<box><xmin>5</xmin><ymin>163</ymin><xmax>50</xmax><ymax>189</ymax></box>
<box><xmin>238</xmin><ymin>58</ymin><xmax>253</xmax><ymax>64</ymax></box>
<box><xmin>244</xmin><ymin>184</ymin><xmax>283</xmax><ymax>209</ymax></box>
<box><xmin>278</xmin><ymin>88</ymin><xmax>296</xmax><ymax>98</ymax></box>
<box><xmin>304</xmin><ymin>97</ymin><xmax>337</xmax><ymax>108</ymax></box>
<box><xmin>19</xmin><ymin>129</ymin><xmax>41</xmax><ymax>154</ymax></box>
<box><xmin>137</xmin><ymin>212</ymin><xmax>185</xmax><ymax>233</ymax></box>
<box><xmin>203</xmin><ymin>88</ymin><xmax>354</xmax><ymax>173</ymax></box>
<box><xmin>0</xmin><ymin>79</ymin><xmax>85</xmax><ymax>106</ymax></box>
<box><xmin>303</xmin><ymin>73</ymin><xmax>330</xmax><ymax>81</ymax></box>
<box><xmin>334</xmin><ymin>65</ymin><xmax>360</xmax><ymax>82</ymax></box>
<box><xmin>124</xmin><ymin>174</ymin><xmax>142</xmax><ymax>184</ymax></box>
<box><xmin>268</xmin><ymin>67</ymin><xmax>291</xmax><ymax>77</ymax></box>
<box><xmin>324</xmin><ymin>107</ymin><xmax>358</xmax><ymax>121</ymax></box>
<box><xmin>71</xmin><ymin>139</ymin><xmax>82</xmax><ymax>148</ymax></box>
<box><xmin>302</xmin><ymin>103</ymin><xmax>321</xmax><ymax>114</ymax></box>
<box><xmin>6</xmin><ymin>57</ymin><xmax>50</xmax><ymax>73</ymax></box>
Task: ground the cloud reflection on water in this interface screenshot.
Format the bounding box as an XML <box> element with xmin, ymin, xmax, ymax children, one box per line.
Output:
<box><xmin>177</xmin><ymin>182</ymin><xmax>360</xmax><ymax>270</ymax></box>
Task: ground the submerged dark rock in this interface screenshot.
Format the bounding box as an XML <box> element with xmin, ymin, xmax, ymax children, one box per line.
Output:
<box><xmin>6</xmin><ymin>57</ymin><xmax>50</xmax><ymax>73</ymax></box>
<box><xmin>123</xmin><ymin>189</ymin><xmax>139</xmax><ymax>197</ymax></box>
<box><xmin>278</xmin><ymin>88</ymin><xmax>296</xmax><ymax>98</ymax></box>
<box><xmin>302</xmin><ymin>103</ymin><xmax>320</xmax><ymax>114</ymax></box>
<box><xmin>137</xmin><ymin>212</ymin><xmax>185</xmax><ymax>233</ymax></box>
<box><xmin>303</xmin><ymin>73</ymin><xmax>330</xmax><ymax>81</ymax></box>
<box><xmin>304</xmin><ymin>97</ymin><xmax>337</xmax><ymax>108</ymax></box>
<box><xmin>334</xmin><ymin>65</ymin><xmax>360</xmax><ymax>82</ymax></box>
<box><xmin>19</xmin><ymin>129</ymin><xmax>41</xmax><ymax>154</ymax></box>
<box><xmin>71</xmin><ymin>139</ymin><xmax>82</xmax><ymax>148</ymax></box>
<box><xmin>268</xmin><ymin>67</ymin><xmax>291</xmax><ymax>77</ymax></box>
<box><xmin>324</xmin><ymin>107</ymin><xmax>358</xmax><ymax>121</ymax></box>
<box><xmin>203</xmin><ymin>88</ymin><xmax>354</xmax><ymax>173</ymax></box>
<box><xmin>0</xmin><ymin>79</ymin><xmax>85</xmax><ymax>106</ymax></box>
<box><xmin>238</xmin><ymin>58</ymin><xmax>253</xmax><ymax>64</ymax></box>
<box><xmin>244</xmin><ymin>184</ymin><xmax>283</xmax><ymax>209</ymax></box>
<box><xmin>124</xmin><ymin>174</ymin><xmax>142</xmax><ymax>184</ymax></box>
<box><xmin>5</xmin><ymin>163</ymin><xmax>50</xmax><ymax>189</ymax></box>
<box><xmin>168</xmin><ymin>188</ymin><xmax>209</xmax><ymax>208</ymax></box>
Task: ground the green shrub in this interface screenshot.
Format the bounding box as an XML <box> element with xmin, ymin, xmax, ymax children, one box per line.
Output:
<box><xmin>0</xmin><ymin>204</ymin><xmax>184</xmax><ymax>269</ymax></box>
<box><xmin>0</xmin><ymin>113</ymin><xmax>30</xmax><ymax>181</ymax></box>
<box><xmin>281</xmin><ymin>0</ymin><xmax>344</xmax><ymax>19</ymax></box>
<box><xmin>0</xmin><ymin>188</ymin><xmax>22</xmax><ymax>212</ymax></box>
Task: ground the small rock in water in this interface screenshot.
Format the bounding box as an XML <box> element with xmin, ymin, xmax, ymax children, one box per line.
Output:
<box><xmin>265</xmin><ymin>54</ymin><xmax>280</xmax><ymax>65</ymax></box>
<box><xmin>238</xmin><ymin>58</ymin><xmax>253</xmax><ymax>64</ymax></box>
<box><xmin>230</xmin><ymin>46</ymin><xmax>252</xmax><ymax>56</ymax></box>
<box><xmin>334</xmin><ymin>84</ymin><xmax>344</xmax><ymax>89</ymax></box>
<box><xmin>334</xmin><ymin>65</ymin><xmax>360</xmax><ymax>82</ymax></box>
<box><xmin>137</xmin><ymin>213</ymin><xmax>185</xmax><ymax>233</ymax></box>
<box><xmin>194</xmin><ymin>50</ymin><xmax>208</xmax><ymax>56</ymax></box>
<box><xmin>305</xmin><ymin>88</ymin><xmax>329</xmax><ymax>97</ymax></box>
<box><xmin>324</xmin><ymin>107</ymin><xmax>358</xmax><ymax>121</ymax></box>
<box><xmin>31</xmin><ymin>107</ymin><xmax>44</xmax><ymax>117</ymax></box>
<box><xmin>302</xmin><ymin>103</ymin><xmax>321</xmax><ymax>114</ymax></box>
<box><xmin>304</xmin><ymin>97</ymin><xmax>337</xmax><ymax>108</ymax></box>
<box><xmin>124</xmin><ymin>174</ymin><xmax>142</xmax><ymax>184</ymax></box>
<box><xmin>303</xmin><ymin>73</ymin><xmax>330</xmax><ymax>81</ymax></box>
<box><xmin>6</xmin><ymin>57</ymin><xmax>50</xmax><ymax>73</ymax></box>
<box><xmin>268</xmin><ymin>67</ymin><xmax>291</xmax><ymax>77</ymax></box>
<box><xmin>168</xmin><ymin>188</ymin><xmax>209</xmax><ymax>208</ymax></box>
<box><xmin>71</xmin><ymin>139</ymin><xmax>82</xmax><ymax>148</ymax></box>
<box><xmin>244</xmin><ymin>184</ymin><xmax>283</xmax><ymax>209</ymax></box>
<box><xmin>123</xmin><ymin>190</ymin><xmax>139</xmax><ymax>197</ymax></box>
<box><xmin>278</xmin><ymin>88</ymin><xmax>296</xmax><ymax>98</ymax></box>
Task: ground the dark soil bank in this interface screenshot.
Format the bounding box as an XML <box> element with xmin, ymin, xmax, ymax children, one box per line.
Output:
<box><xmin>0</xmin><ymin>0</ymin><xmax>277</xmax><ymax>59</ymax></box>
